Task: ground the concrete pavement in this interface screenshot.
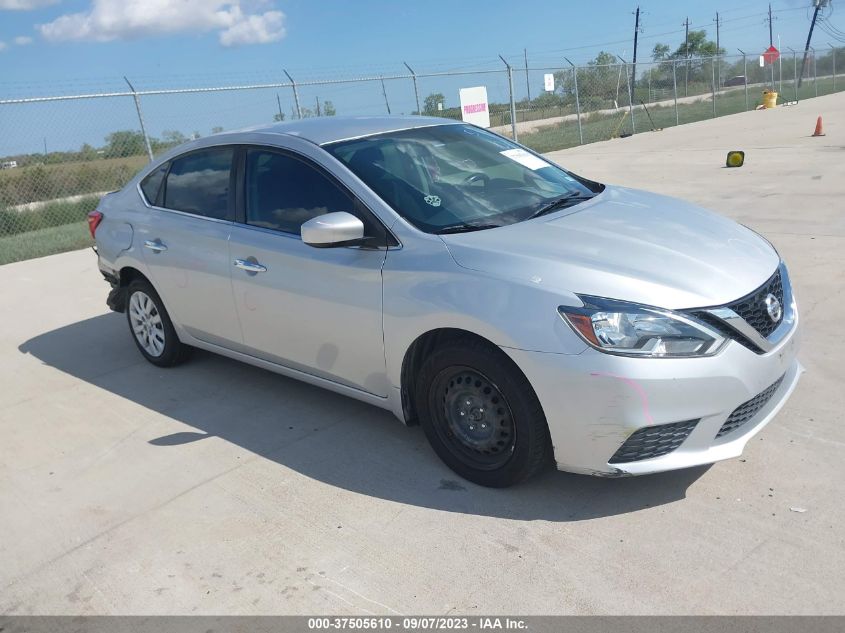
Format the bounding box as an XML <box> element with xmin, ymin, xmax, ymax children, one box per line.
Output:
<box><xmin>1</xmin><ymin>93</ymin><xmax>844</xmax><ymax>615</ymax></box>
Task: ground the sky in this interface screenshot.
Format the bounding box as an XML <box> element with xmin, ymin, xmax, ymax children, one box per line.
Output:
<box><xmin>0</xmin><ymin>0</ymin><xmax>835</xmax><ymax>153</ymax></box>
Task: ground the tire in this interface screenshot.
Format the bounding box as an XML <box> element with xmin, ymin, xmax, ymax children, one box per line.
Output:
<box><xmin>416</xmin><ymin>337</ymin><xmax>551</xmax><ymax>487</ymax></box>
<box><xmin>125</xmin><ymin>278</ymin><xmax>191</xmax><ymax>367</ymax></box>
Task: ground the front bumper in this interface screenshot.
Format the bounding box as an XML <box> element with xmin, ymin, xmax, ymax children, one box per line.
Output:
<box><xmin>503</xmin><ymin>315</ymin><xmax>801</xmax><ymax>476</ymax></box>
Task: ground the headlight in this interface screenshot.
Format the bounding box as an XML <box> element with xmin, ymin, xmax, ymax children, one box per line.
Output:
<box><xmin>559</xmin><ymin>296</ymin><xmax>725</xmax><ymax>358</ymax></box>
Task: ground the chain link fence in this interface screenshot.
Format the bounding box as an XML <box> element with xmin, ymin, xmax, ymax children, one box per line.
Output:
<box><xmin>1</xmin><ymin>48</ymin><xmax>843</xmax><ymax>265</ymax></box>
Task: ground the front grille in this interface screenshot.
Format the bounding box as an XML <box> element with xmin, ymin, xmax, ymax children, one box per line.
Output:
<box><xmin>716</xmin><ymin>375</ymin><xmax>785</xmax><ymax>438</ymax></box>
<box><xmin>692</xmin><ymin>311</ymin><xmax>758</xmax><ymax>352</ymax></box>
<box><xmin>725</xmin><ymin>269</ymin><xmax>784</xmax><ymax>338</ymax></box>
<box><xmin>690</xmin><ymin>268</ymin><xmax>786</xmax><ymax>353</ymax></box>
<box><xmin>608</xmin><ymin>419</ymin><xmax>699</xmax><ymax>464</ymax></box>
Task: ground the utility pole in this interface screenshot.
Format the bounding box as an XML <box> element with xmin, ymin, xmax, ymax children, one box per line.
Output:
<box><xmin>766</xmin><ymin>5</ymin><xmax>776</xmax><ymax>88</ymax></box>
<box><xmin>631</xmin><ymin>6</ymin><xmax>640</xmax><ymax>97</ymax></box>
<box><xmin>524</xmin><ymin>48</ymin><xmax>531</xmax><ymax>101</ymax></box>
<box><xmin>799</xmin><ymin>1</ymin><xmax>824</xmax><ymax>88</ymax></box>
<box><xmin>768</xmin><ymin>3</ymin><xmax>774</xmax><ymax>47</ymax></box>
<box><xmin>715</xmin><ymin>12</ymin><xmax>721</xmax><ymax>89</ymax></box>
<box><xmin>684</xmin><ymin>17</ymin><xmax>690</xmax><ymax>97</ymax></box>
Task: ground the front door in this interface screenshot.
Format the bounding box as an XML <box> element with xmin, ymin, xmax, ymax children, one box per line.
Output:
<box><xmin>228</xmin><ymin>147</ymin><xmax>388</xmax><ymax>396</ymax></box>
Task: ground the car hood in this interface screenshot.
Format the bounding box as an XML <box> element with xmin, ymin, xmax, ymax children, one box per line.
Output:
<box><xmin>440</xmin><ymin>186</ymin><xmax>780</xmax><ymax>310</ymax></box>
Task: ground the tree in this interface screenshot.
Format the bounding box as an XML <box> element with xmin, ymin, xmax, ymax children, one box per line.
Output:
<box><xmin>650</xmin><ymin>30</ymin><xmax>725</xmax><ymax>87</ymax></box>
<box><xmin>423</xmin><ymin>92</ymin><xmax>445</xmax><ymax>114</ymax></box>
<box><xmin>79</xmin><ymin>143</ymin><xmax>97</xmax><ymax>161</ymax></box>
<box><xmin>103</xmin><ymin>130</ymin><xmax>147</xmax><ymax>158</ymax></box>
<box><xmin>211</xmin><ymin>126</ymin><xmax>224</xmax><ymax>134</ymax></box>
<box><xmin>530</xmin><ymin>91</ymin><xmax>565</xmax><ymax>109</ymax></box>
<box><xmin>162</xmin><ymin>130</ymin><xmax>188</xmax><ymax>145</ymax></box>
<box><xmin>273</xmin><ymin>112</ymin><xmax>285</xmax><ymax>122</ymax></box>
<box><xmin>556</xmin><ymin>51</ymin><xmax>622</xmax><ymax>108</ymax></box>
<box><xmin>323</xmin><ymin>100</ymin><xmax>337</xmax><ymax>116</ymax></box>
<box><xmin>652</xmin><ymin>43</ymin><xmax>671</xmax><ymax>62</ymax></box>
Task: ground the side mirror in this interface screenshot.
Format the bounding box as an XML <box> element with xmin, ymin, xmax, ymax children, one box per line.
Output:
<box><xmin>301</xmin><ymin>212</ymin><xmax>366</xmax><ymax>248</ymax></box>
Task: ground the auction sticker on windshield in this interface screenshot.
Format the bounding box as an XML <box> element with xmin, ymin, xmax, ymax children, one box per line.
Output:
<box><xmin>500</xmin><ymin>148</ymin><xmax>549</xmax><ymax>170</ymax></box>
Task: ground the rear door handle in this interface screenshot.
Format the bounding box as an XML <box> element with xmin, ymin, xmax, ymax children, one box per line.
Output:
<box><xmin>144</xmin><ymin>239</ymin><xmax>167</xmax><ymax>252</ymax></box>
<box><xmin>233</xmin><ymin>259</ymin><xmax>267</xmax><ymax>273</ymax></box>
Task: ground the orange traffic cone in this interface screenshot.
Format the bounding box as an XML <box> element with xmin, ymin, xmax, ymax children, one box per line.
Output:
<box><xmin>812</xmin><ymin>116</ymin><xmax>825</xmax><ymax>137</ymax></box>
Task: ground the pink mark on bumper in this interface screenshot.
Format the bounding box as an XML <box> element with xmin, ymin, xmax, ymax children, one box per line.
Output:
<box><xmin>590</xmin><ymin>371</ymin><xmax>654</xmax><ymax>425</ymax></box>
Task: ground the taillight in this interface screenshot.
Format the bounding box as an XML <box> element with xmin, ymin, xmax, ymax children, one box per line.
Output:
<box><xmin>87</xmin><ymin>210</ymin><xmax>103</xmax><ymax>238</ymax></box>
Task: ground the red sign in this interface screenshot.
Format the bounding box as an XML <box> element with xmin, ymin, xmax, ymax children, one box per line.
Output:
<box><xmin>763</xmin><ymin>46</ymin><xmax>780</xmax><ymax>65</ymax></box>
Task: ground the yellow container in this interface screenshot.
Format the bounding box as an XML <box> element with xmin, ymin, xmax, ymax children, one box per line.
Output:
<box><xmin>762</xmin><ymin>90</ymin><xmax>778</xmax><ymax>109</ymax></box>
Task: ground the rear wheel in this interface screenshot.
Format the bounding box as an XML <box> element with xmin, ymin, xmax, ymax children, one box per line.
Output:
<box><xmin>125</xmin><ymin>279</ymin><xmax>191</xmax><ymax>367</ymax></box>
<box><xmin>416</xmin><ymin>338</ymin><xmax>551</xmax><ymax>487</ymax></box>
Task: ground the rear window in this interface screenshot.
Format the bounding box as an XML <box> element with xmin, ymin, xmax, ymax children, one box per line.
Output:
<box><xmin>140</xmin><ymin>163</ymin><xmax>168</xmax><ymax>205</ymax></box>
<box><xmin>162</xmin><ymin>147</ymin><xmax>234</xmax><ymax>220</ymax></box>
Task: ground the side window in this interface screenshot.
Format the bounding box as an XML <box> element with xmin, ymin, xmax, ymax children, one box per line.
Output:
<box><xmin>140</xmin><ymin>162</ymin><xmax>168</xmax><ymax>206</ymax></box>
<box><xmin>162</xmin><ymin>147</ymin><xmax>233</xmax><ymax>220</ymax></box>
<box><xmin>245</xmin><ymin>149</ymin><xmax>354</xmax><ymax>235</ymax></box>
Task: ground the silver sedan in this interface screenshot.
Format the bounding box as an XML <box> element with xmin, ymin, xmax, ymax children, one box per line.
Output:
<box><xmin>91</xmin><ymin>116</ymin><xmax>801</xmax><ymax>487</ymax></box>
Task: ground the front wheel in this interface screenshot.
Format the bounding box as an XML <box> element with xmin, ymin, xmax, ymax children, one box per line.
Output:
<box><xmin>125</xmin><ymin>279</ymin><xmax>191</xmax><ymax>367</ymax></box>
<box><xmin>416</xmin><ymin>339</ymin><xmax>551</xmax><ymax>487</ymax></box>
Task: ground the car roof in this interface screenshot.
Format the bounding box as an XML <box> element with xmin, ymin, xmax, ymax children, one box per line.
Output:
<box><xmin>233</xmin><ymin>115</ymin><xmax>463</xmax><ymax>145</ymax></box>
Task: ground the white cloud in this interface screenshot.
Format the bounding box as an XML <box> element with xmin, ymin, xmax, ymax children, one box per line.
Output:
<box><xmin>38</xmin><ymin>0</ymin><xmax>286</xmax><ymax>46</ymax></box>
<box><xmin>219</xmin><ymin>9</ymin><xmax>284</xmax><ymax>46</ymax></box>
<box><xmin>14</xmin><ymin>35</ymin><xmax>34</xmax><ymax>45</ymax></box>
<box><xmin>0</xmin><ymin>0</ymin><xmax>58</xmax><ymax>9</ymax></box>
<box><xmin>0</xmin><ymin>41</ymin><xmax>7</xmax><ymax>51</ymax></box>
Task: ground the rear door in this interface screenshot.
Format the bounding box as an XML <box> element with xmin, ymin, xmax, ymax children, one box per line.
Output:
<box><xmin>137</xmin><ymin>146</ymin><xmax>242</xmax><ymax>348</ymax></box>
<box><xmin>227</xmin><ymin>146</ymin><xmax>389</xmax><ymax>396</ymax></box>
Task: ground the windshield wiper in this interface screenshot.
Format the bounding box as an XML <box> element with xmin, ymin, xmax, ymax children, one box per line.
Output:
<box><xmin>436</xmin><ymin>222</ymin><xmax>502</xmax><ymax>235</ymax></box>
<box><xmin>528</xmin><ymin>192</ymin><xmax>595</xmax><ymax>219</ymax></box>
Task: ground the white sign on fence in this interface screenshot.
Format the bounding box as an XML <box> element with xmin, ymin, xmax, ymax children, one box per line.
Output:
<box><xmin>544</xmin><ymin>73</ymin><xmax>555</xmax><ymax>92</ymax></box>
<box><xmin>458</xmin><ymin>86</ymin><xmax>490</xmax><ymax>128</ymax></box>
<box><xmin>759</xmin><ymin>55</ymin><xmax>765</xmax><ymax>67</ymax></box>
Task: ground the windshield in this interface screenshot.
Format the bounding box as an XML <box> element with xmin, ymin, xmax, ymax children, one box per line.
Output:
<box><xmin>324</xmin><ymin>124</ymin><xmax>601</xmax><ymax>234</ymax></box>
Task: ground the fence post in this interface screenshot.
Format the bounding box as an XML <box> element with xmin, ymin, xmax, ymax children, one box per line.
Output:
<box><xmin>123</xmin><ymin>77</ymin><xmax>153</xmax><ymax>162</ymax></box>
<box><xmin>711</xmin><ymin>57</ymin><xmax>717</xmax><ymax>118</ymax></box>
<box><xmin>283</xmin><ymin>69</ymin><xmax>302</xmax><ymax>119</ymax></box>
<box><xmin>811</xmin><ymin>47</ymin><xmax>818</xmax><ymax>96</ymax></box>
<box><xmin>379</xmin><ymin>76</ymin><xmax>392</xmax><ymax>115</ymax></box>
<box><xmin>619</xmin><ymin>56</ymin><xmax>636</xmax><ymax>134</ymax></box>
<box><xmin>789</xmin><ymin>49</ymin><xmax>799</xmax><ymax>102</ymax></box>
<box><xmin>738</xmin><ymin>50</ymin><xmax>749</xmax><ymax>111</ymax></box>
<box><xmin>403</xmin><ymin>62</ymin><xmax>421</xmax><ymax>115</ymax></box>
<box><xmin>672</xmin><ymin>59</ymin><xmax>680</xmax><ymax>125</ymax></box>
<box><xmin>499</xmin><ymin>55</ymin><xmax>518</xmax><ymax>142</ymax></box>
<box><xmin>564</xmin><ymin>57</ymin><xmax>583</xmax><ymax>145</ymax></box>
<box><xmin>831</xmin><ymin>44</ymin><xmax>837</xmax><ymax>92</ymax></box>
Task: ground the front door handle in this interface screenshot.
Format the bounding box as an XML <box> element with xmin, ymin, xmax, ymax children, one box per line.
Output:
<box><xmin>144</xmin><ymin>239</ymin><xmax>167</xmax><ymax>252</ymax></box>
<box><xmin>233</xmin><ymin>259</ymin><xmax>267</xmax><ymax>273</ymax></box>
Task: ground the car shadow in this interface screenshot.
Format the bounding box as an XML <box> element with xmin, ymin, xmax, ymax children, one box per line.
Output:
<box><xmin>19</xmin><ymin>313</ymin><xmax>709</xmax><ymax>522</ymax></box>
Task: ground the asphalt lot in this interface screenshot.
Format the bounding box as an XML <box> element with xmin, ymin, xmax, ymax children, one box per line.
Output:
<box><xmin>1</xmin><ymin>92</ymin><xmax>844</xmax><ymax>615</ymax></box>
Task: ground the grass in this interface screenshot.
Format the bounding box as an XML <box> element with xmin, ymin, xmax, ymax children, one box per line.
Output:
<box><xmin>0</xmin><ymin>196</ymin><xmax>100</xmax><ymax>237</ymax></box>
<box><xmin>0</xmin><ymin>154</ymin><xmax>147</xmax><ymax>207</ymax></box>
<box><xmin>0</xmin><ymin>220</ymin><xmax>92</xmax><ymax>266</ymax></box>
